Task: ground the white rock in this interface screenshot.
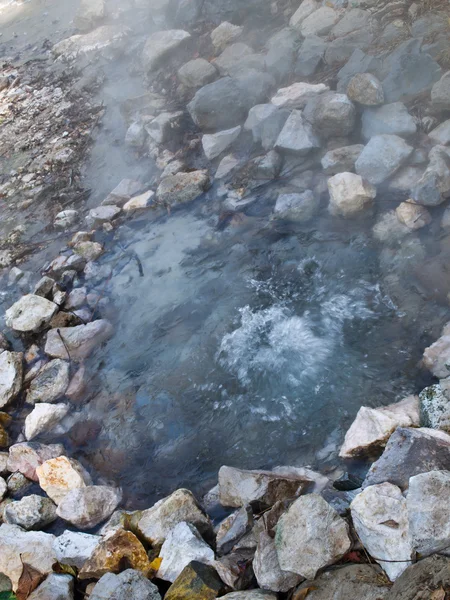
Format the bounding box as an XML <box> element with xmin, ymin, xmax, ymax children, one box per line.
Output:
<box><xmin>202</xmin><ymin>127</ymin><xmax>241</xmax><ymax>160</ymax></box>
<box><xmin>407</xmin><ymin>470</ymin><xmax>450</xmax><ymax>556</ymax></box>
<box><xmin>73</xmin><ymin>241</ymin><xmax>104</xmax><ymax>262</ymax></box>
<box><xmin>53</xmin><ymin>530</ymin><xmax>100</xmax><ymax>568</ymax></box>
<box><xmin>350</xmin><ymin>483</ymin><xmax>413</xmax><ymax>580</ymax></box>
<box><xmin>0</xmin><ymin>523</ymin><xmax>56</xmax><ymax>591</ymax></box>
<box><xmin>28</xmin><ymin>573</ymin><xmax>74</xmax><ymax>600</ymax></box>
<box><xmin>158</xmin><ymin>522</ymin><xmax>215</xmax><ymax>582</ymax></box>
<box><xmin>56</xmin><ymin>486</ymin><xmax>122</xmax><ymax>529</ymax></box>
<box><xmin>146</xmin><ymin>111</ymin><xmax>183</xmax><ymax>144</ymax></box>
<box><xmin>211</xmin><ymin>22</ymin><xmax>243</xmax><ymax>51</ymax></box>
<box><xmin>45</xmin><ymin>320</ymin><xmax>114</xmax><ymax>361</ymax></box>
<box><xmin>300</xmin><ymin>6</ymin><xmax>339</xmax><ymax>36</ymax></box>
<box><xmin>423</xmin><ymin>321</ymin><xmax>450</xmax><ymax>379</ymax></box>
<box><xmin>0</xmin><ymin>477</ymin><xmax>6</xmax><ymax>500</ymax></box>
<box><xmin>339</xmin><ymin>395</ymin><xmax>420</xmax><ymax>458</ymax></box>
<box><xmin>54</xmin><ymin>210</ymin><xmax>79</xmax><ymax>230</ymax></box>
<box><xmin>25</xmin><ymin>403</ymin><xmax>70</xmax><ymax>441</ymax></box>
<box><xmin>274</xmin><ymin>110</ymin><xmax>320</xmax><ymax>156</ymax></box>
<box><xmin>7</xmin><ymin>442</ymin><xmax>64</xmax><ymax>481</ymax></box>
<box><xmin>290</xmin><ymin>0</ymin><xmax>320</xmax><ymax>29</ymax></box>
<box><xmin>4</xmin><ymin>495</ymin><xmax>57</xmax><ymax>530</ymax></box>
<box><xmin>75</xmin><ymin>0</ymin><xmax>105</xmax><ymax>31</ymax></box>
<box><xmin>275</xmin><ymin>494</ymin><xmax>351</xmax><ymax>579</ymax></box>
<box><xmin>89</xmin><ymin>569</ymin><xmax>161</xmax><ymax>600</ymax></box>
<box><xmin>142</xmin><ymin>30</ymin><xmax>191</xmax><ymax>72</ymax></box>
<box><xmin>123</xmin><ymin>190</ymin><xmax>154</xmax><ymax>211</ymax></box>
<box><xmin>65</xmin><ymin>287</ymin><xmax>87</xmax><ymax>310</ymax></box>
<box><xmin>271</xmin><ymin>82</ymin><xmax>329</xmax><ymax>109</ymax></box>
<box><xmin>215</xmin><ymin>154</ymin><xmax>240</xmax><ymax>179</ymax></box>
<box><xmin>27</xmin><ymin>359</ymin><xmax>70</xmax><ymax>404</ymax></box>
<box><xmin>328</xmin><ymin>172</ymin><xmax>376</xmax><ymax>217</ymax></box>
<box><xmin>36</xmin><ymin>456</ymin><xmax>92</xmax><ymax>504</ymax></box>
<box><xmin>254</xmin><ymin>531</ymin><xmax>302</xmax><ymax>592</ymax></box>
<box><xmin>396</xmin><ymin>201</ymin><xmax>431</xmax><ymax>230</ymax></box>
<box><xmin>244</xmin><ymin>104</ymin><xmax>278</xmax><ymax>133</ymax></box>
<box><xmin>0</xmin><ymin>351</ymin><xmax>23</xmax><ymax>408</ymax></box>
<box><xmin>102</xmin><ymin>179</ymin><xmax>142</xmax><ymax>206</ymax></box>
<box><xmin>86</xmin><ymin>205</ymin><xmax>121</xmax><ymax>228</ymax></box>
<box><xmin>52</xmin><ymin>26</ymin><xmax>127</xmax><ymax>62</ymax></box>
<box><xmin>5</xmin><ymin>294</ymin><xmax>58</xmax><ymax>333</ymax></box>
<box><xmin>177</xmin><ymin>59</ymin><xmax>217</xmax><ymax>89</ymax></box>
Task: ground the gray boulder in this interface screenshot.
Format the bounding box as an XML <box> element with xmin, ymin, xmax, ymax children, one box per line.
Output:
<box><xmin>361</xmin><ymin>102</ymin><xmax>416</xmax><ymax>141</ymax></box>
<box><xmin>419</xmin><ymin>383</ymin><xmax>450</xmax><ymax>433</ymax></box>
<box><xmin>259</xmin><ymin>109</ymin><xmax>291</xmax><ymax>151</ymax></box>
<box><xmin>27</xmin><ymin>359</ymin><xmax>69</xmax><ymax>404</ymax></box>
<box><xmin>253</xmin><ymin>531</ymin><xmax>302</xmax><ymax>592</ymax></box>
<box><xmin>45</xmin><ymin>320</ymin><xmax>114</xmax><ymax>361</ymax></box>
<box><xmin>265</xmin><ymin>28</ymin><xmax>300</xmax><ymax>82</ymax></box>
<box><xmin>355</xmin><ymin>134</ymin><xmax>413</xmax><ymax>185</ymax></box>
<box><xmin>321</xmin><ymin>144</ymin><xmax>364</xmax><ymax>175</ymax></box>
<box><xmin>388</xmin><ymin>555</ymin><xmax>450</xmax><ymax>600</ymax></box>
<box><xmin>275</xmin><ymin>110</ymin><xmax>320</xmax><ymax>155</ymax></box>
<box><xmin>0</xmin><ymin>351</ymin><xmax>23</xmax><ymax>409</ymax></box>
<box><xmin>330</xmin><ymin>8</ymin><xmax>371</xmax><ymax>38</ymax></box>
<box><xmin>6</xmin><ymin>294</ymin><xmax>58</xmax><ymax>333</ymax></box>
<box><xmin>210</xmin><ymin>22</ymin><xmax>243</xmax><ymax>52</ymax></box>
<box><xmin>303</xmin><ymin>92</ymin><xmax>356</xmax><ymax>139</ymax></box>
<box><xmin>216</xmin><ymin>506</ymin><xmax>253</xmax><ymax>556</ymax></box>
<box><xmin>28</xmin><ymin>574</ymin><xmax>73</xmax><ymax>600</ymax></box>
<box><xmin>295</xmin><ymin>35</ymin><xmax>326</xmax><ymax>78</ymax></box>
<box><xmin>56</xmin><ymin>486</ymin><xmax>122</xmax><ymax>529</ymax></box>
<box><xmin>213</xmin><ymin>43</ymin><xmax>257</xmax><ymax>75</ymax></box>
<box><xmin>142</xmin><ymin>30</ymin><xmax>191</xmax><ymax>72</ymax></box>
<box><xmin>157</xmin><ymin>170</ymin><xmax>210</xmax><ymax>205</ymax></box>
<box><xmin>429</xmin><ymin>120</ymin><xmax>450</xmax><ymax>146</ymax></box>
<box><xmin>274</xmin><ymin>191</ymin><xmax>319</xmax><ymax>222</ymax></box>
<box><xmin>244</xmin><ymin>104</ymin><xmax>277</xmax><ymax>138</ymax></box>
<box><xmin>362</xmin><ymin>427</ymin><xmax>450</xmax><ymax>490</ymax></box>
<box><xmin>347</xmin><ymin>73</ymin><xmax>384</xmax><ymax>106</ymax></box>
<box><xmin>325</xmin><ymin>29</ymin><xmax>374</xmax><ymax>65</ymax></box>
<box><xmin>202</xmin><ymin>127</ymin><xmax>241</xmax><ymax>160</ymax></box>
<box><xmin>411</xmin><ymin>145</ymin><xmax>450</xmax><ymax>207</ymax></box>
<box><xmin>300</xmin><ymin>6</ymin><xmax>338</xmax><ymax>37</ymax></box>
<box><xmin>178</xmin><ymin>59</ymin><xmax>217</xmax><ymax>89</ymax></box>
<box><xmin>90</xmin><ymin>569</ymin><xmax>161</xmax><ymax>600</ymax></box>
<box><xmin>53</xmin><ymin>530</ymin><xmax>100</xmax><ymax>568</ymax></box>
<box><xmin>4</xmin><ymin>495</ymin><xmax>57</xmax><ymax>530</ymax></box>
<box><xmin>251</xmin><ymin>151</ymin><xmax>283</xmax><ymax>180</ymax></box>
<box><xmin>431</xmin><ymin>71</ymin><xmax>450</xmax><ymax>112</ymax></box>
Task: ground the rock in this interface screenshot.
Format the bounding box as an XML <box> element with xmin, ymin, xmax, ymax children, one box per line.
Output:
<box><xmin>6</xmin><ymin>294</ymin><xmax>58</xmax><ymax>333</ymax></box>
<box><xmin>388</xmin><ymin>555</ymin><xmax>450</xmax><ymax>600</ymax></box>
<box><xmin>271</xmin><ymin>82</ymin><xmax>328</xmax><ymax>110</ymax></box>
<box><xmin>275</xmin><ymin>494</ymin><xmax>351</xmax><ymax>579</ymax></box>
<box><xmin>339</xmin><ymin>396</ymin><xmax>420</xmax><ymax>458</ymax></box>
<box><xmin>0</xmin><ymin>351</ymin><xmax>23</xmax><ymax>409</ymax></box>
<box><xmin>423</xmin><ymin>321</ymin><xmax>450</xmax><ymax>378</ymax></box>
<box><xmin>53</xmin><ymin>530</ymin><xmax>100</xmax><ymax>568</ymax></box>
<box><xmin>165</xmin><ymin>562</ymin><xmax>226</xmax><ymax>600</ymax></box>
<box><xmin>294</xmin><ymin>564</ymin><xmax>390</xmax><ymax>600</ymax></box>
<box><xmin>274</xmin><ymin>110</ymin><xmax>320</xmax><ymax>156</ymax></box>
<box><xmin>7</xmin><ymin>442</ymin><xmax>64</xmax><ymax>481</ymax></box>
<box><xmin>351</xmin><ymin>483</ymin><xmax>412</xmax><ymax>580</ymax></box>
<box><xmin>156</xmin><ymin>170</ymin><xmax>210</xmax><ymax>205</ymax></box>
<box><xmin>407</xmin><ymin>470</ymin><xmax>450</xmax><ymax>556</ymax></box>
<box><xmin>123</xmin><ymin>190</ymin><xmax>155</xmax><ymax>211</ymax></box>
<box><xmin>65</xmin><ymin>288</ymin><xmax>87</xmax><ymax>311</ymax></box>
<box><xmin>273</xmin><ymin>191</ymin><xmax>319</xmax><ymax>222</ymax></box>
<box><xmin>420</xmin><ymin>383</ymin><xmax>450</xmax><ymax>432</ymax></box>
<box><xmin>429</xmin><ymin>120</ymin><xmax>450</xmax><ymax>146</ymax></box>
<box><xmin>161</xmin><ymin>160</ymin><xmax>185</xmax><ymax>179</ymax></box>
<box><xmin>52</xmin><ymin>25</ymin><xmax>127</xmax><ymax>62</ymax></box>
<box><xmin>328</xmin><ymin>172</ymin><xmax>376</xmax><ymax>217</ymax></box>
<box><xmin>0</xmin><ymin>523</ymin><xmax>56</xmax><ymax>591</ymax></box>
<box><xmin>48</xmin><ymin>253</ymin><xmax>86</xmax><ymax>275</ymax></box>
<box><xmin>265</xmin><ymin>28</ymin><xmax>300</xmax><ymax>83</ymax></box>
<box><xmin>253</xmin><ymin>531</ymin><xmax>302</xmax><ymax>592</ymax></box>
<box><xmin>244</xmin><ymin>104</ymin><xmax>277</xmax><ymax>137</ymax></box>
<box><xmin>27</xmin><ymin>359</ymin><xmax>69</xmax><ymax>404</ymax></box>
<box><xmin>202</xmin><ymin>126</ymin><xmax>241</xmax><ymax>160</ymax></box>
<box><xmin>361</xmin><ymin>102</ymin><xmax>417</xmax><ymax>141</ymax></box>
<box><xmin>25</xmin><ymin>403</ymin><xmax>70</xmax><ymax>441</ymax></box>
<box><xmin>347</xmin><ymin>73</ymin><xmax>384</xmax><ymax>106</ymax></box>
<box><xmin>73</xmin><ymin>241</ymin><xmax>103</xmax><ymax>262</ymax></box>
<box><xmin>218</xmin><ymin>466</ymin><xmax>308</xmax><ymax>508</ymax></box>
<box><xmin>125</xmin><ymin>122</ymin><xmax>146</xmax><ymax>148</ymax></box>
<box><xmin>102</xmin><ymin>179</ymin><xmax>142</xmax><ymax>206</ymax></box>
<box><xmin>75</xmin><ymin>0</ymin><xmax>105</xmax><ymax>31</ymax></box>
<box><xmin>86</xmin><ymin>205</ymin><xmax>121</xmax><ymax>228</ymax></box>
<box><xmin>295</xmin><ymin>35</ymin><xmax>326</xmax><ymax>78</ymax></box>
<box><xmin>178</xmin><ymin>59</ymin><xmax>217</xmax><ymax>89</ymax></box>
<box><xmin>147</xmin><ymin>111</ymin><xmax>183</xmax><ymax>144</ymax></box>
<box><xmin>221</xmin><ymin>593</ymin><xmax>277</xmax><ymax>600</ymax></box>
<box><xmin>28</xmin><ymin>574</ymin><xmax>73</xmax><ymax>600</ymax></box>
<box><xmin>36</xmin><ymin>456</ymin><xmax>91</xmax><ymax>504</ymax></box>
<box><xmin>303</xmin><ymin>92</ymin><xmax>356</xmax><ymax>139</ymax></box>
<box><xmin>211</xmin><ymin>22</ymin><xmax>243</xmax><ymax>52</ymax></box>
<box><xmin>214</xmin><ymin>549</ymin><xmax>254</xmax><ymax>590</ymax></box>
<box><xmin>215</xmin><ymin>154</ymin><xmax>240</xmax><ymax>179</ymax></box>
<box><xmin>411</xmin><ymin>146</ymin><xmax>450</xmax><ymax>207</ymax></box>
<box><xmin>45</xmin><ymin>320</ymin><xmax>114</xmax><ymax>361</ymax></box>
<box><xmin>431</xmin><ymin>72</ymin><xmax>450</xmax><ymax>112</ymax></box>
<box><xmin>387</xmin><ymin>166</ymin><xmax>425</xmax><ymax>196</ymax></box>
<box><xmin>336</xmin><ymin>48</ymin><xmax>382</xmax><ymax>93</ymax></box>
<box><xmin>4</xmin><ymin>495</ymin><xmax>57</xmax><ymax>530</ymax></box>
<box><xmin>134</xmin><ymin>488</ymin><xmax>212</xmax><ymax>545</ymax></box>
<box><xmin>300</xmin><ymin>7</ymin><xmax>339</xmax><ymax>36</ymax></box>
<box><xmin>158</xmin><ymin>522</ymin><xmax>214</xmax><ymax>582</ymax></box>
<box><xmin>396</xmin><ymin>202</ymin><xmax>431</xmax><ymax>231</ymax></box>
<box><xmin>216</xmin><ymin>506</ymin><xmax>253</xmax><ymax>556</ymax></box>
<box><xmin>213</xmin><ymin>43</ymin><xmax>257</xmax><ymax>75</ymax></box>
<box><xmin>7</xmin><ymin>471</ymin><xmax>33</xmax><ymax>498</ymax></box>
<box><xmin>290</xmin><ymin>0</ymin><xmax>319</xmax><ymax>29</ymax></box>
<box><xmin>90</xmin><ymin>569</ymin><xmax>161</xmax><ymax>600</ymax></box>
<box><xmin>331</xmin><ymin>8</ymin><xmax>371</xmax><ymax>37</ymax></box>
<box><xmin>54</xmin><ymin>210</ymin><xmax>79</xmax><ymax>229</ymax></box>
<box><xmin>56</xmin><ymin>486</ymin><xmax>122</xmax><ymax>529</ymax></box>
<box><xmin>355</xmin><ymin>135</ymin><xmax>413</xmax><ymax>185</ymax></box>
<box><xmin>142</xmin><ymin>30</ymin><xmax>191</xmax><ymax>72</ymax></box>
<box><xmin>79</xmin><ymin>529</ymin><xmax>151</xmax><ymax>579</ymax></box>
<box><xmin>251</xmin><ymin>151</ymin><xmax>282</xmax><ymax>180</ymax></box>
<box><xmin>0</xmin><ymin>476</ymin><xmax>7</xmax><ymax>500</ymax></box>
<box><xmin>321</xmin><ymin>144</ymin><xmax>364</xmax><ymax>175</ymax></box>
<box><xmin>363</xmin><ymin>427</ymin><xmax>450</xmax><ymax>490</ymax></box>
<box><xmin>259</xmin><ymin>109</ymin><xmax>290</xmax><ymax>151</ymax></box>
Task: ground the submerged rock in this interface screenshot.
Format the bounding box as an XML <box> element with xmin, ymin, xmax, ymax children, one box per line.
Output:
<box><xmin>165</xmin><ymin>562</ymin><xmax>226</xmax><ymax>600</ymax></box>
<box><xmin>275</xmin><ymin>494</ymin><xmax>351</xmax><ymax>579</ymax></box>
<box><xmin>6</xmin><ymin>295</ymin><xmax>58</xmax><ymax>333</ymax></box>
<box><xmin>253</xmin><ymin>530</ymin><xmax>302</xmax><ymax>592</ymax></box>
<box><xmin>45</xmin><ymin>320</ymin><xmax>114</xmax><ymax>361</ymax></box>
<box><xmin>90</xmin><ymin>569</ymin><xmax>161</xmax><ymax>600</ymax></box>
<box><xmin>56</xmin><ymin>485</ymin><xmax>122</xmax><ymax>529</ymax></box>
<box><xmin>4</xmin><ymin>494</ymin><xmax>57</xmax><ymax>530</ymax></box>
<box><xmin>36</xmin><ymin>456</ymin><xmax>92</xmax><ymax>504</ymax></box>
<box><xmin>328</xmin><ymin>172</ymin><xmax>376</xmax><ymax>217</ymax></box>
<box><xmin>157</xmin><ymin>171</ymin><xmax>210</xmax><ymax>205</ymax></box>
<box><xmin>350</xmin><ymin>483</ymin><xmax>413</xmax><ymax>581</ymax></box>
<box><xmin>53</xmin><ymin>530</ymin><xmax>100</xmax><ymax>568</ymax></box>
<box><xmin>27</xmin><ymin>359</ymin><xmax>69</xmax><ymax>404</ymax></box>
<box><xmin>339</xmin><ymin>396</ymin><xmax>419</xmax><ymax>458</ymax></box>
<box><xmin>24</xmin><ymin>402</ymin><xmax>70</xmax><ymax>441</ymax></box>
<box><xmin>355</xmin><ymin>135</ymin><xmax>413</xmax><ymax>185</ymax></box>
<box><xmin>142</xmin><ymin>30</ymin><xmax>191</xmax><ymax>72</ymax></box>
<box><xmin>0</xmin><ymin>351</ymin><xmax>23</xmax><ymax>409</ymax></box>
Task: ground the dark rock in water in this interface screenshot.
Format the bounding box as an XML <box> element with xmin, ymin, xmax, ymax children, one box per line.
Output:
<box><xmin>388</xmin><ymin>555</ymin><xmax>450</xmax><ymax>600</ymax></box>
<box><xmin>294</xmin><ymin>564</ymin><xmax>390</xmax><ymax>600</ymax></box>
<box><xmin>362</xmin><ymin>427</ymin><xmax>450</xmax><ymax>490</ymax></box>
<box><xmin>333</xmin><ymin>472</ymin><xmax>363</xmax><ymax>491</ymax></box>
<box><xmin>165</xmin><ymin>562</ymin><xmax>226</xmax><ymax>600</ymax></box>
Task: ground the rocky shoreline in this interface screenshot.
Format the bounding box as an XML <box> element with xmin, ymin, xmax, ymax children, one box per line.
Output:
<box><xmin>2</xmin><ymin>0</ymin><xmax>450</xmax><ymax>597</ymax></box>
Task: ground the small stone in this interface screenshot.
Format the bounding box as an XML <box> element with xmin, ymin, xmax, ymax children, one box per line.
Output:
<box><xmin>7</xmin><ymin>472</ymin><xmax>33</xmax><ymax>498</ymax></box>
<box><xmin>73</xmin><ymin>241</ymin><xmax>103</xmax><ymax>262</ymax></box>
<box><xmin>273</xmin><ymin>190</ymin><xmax>319</xmax><ymax>222</ymax></box>
<box><xmin>102</xmin><ymin>179</ymin><xmax>142</xmax><ymax>206</ymax></box>
<box><xmin>275</xmin><ymin>494</ymin><xmax>351</xmax><ymax>579</ymax></box>
<box><xmin>431</xmin><ymin>71</ymin><xmax>450</xmax><ymax>111</ymax></box>
<box><xmin>274</xmin><ymin>110</ymin><xmax>320</xmax><ymax>156</ymax></box>
<box><xmin>123</xmin><ymin>191</ymin><xmax>155</xmax><ymax>211</ymax></box>
<box><xmin>86</xmin><ymin>206</ymin><xmax>121</xmax><ymax>229</ymax></box>
<box><xmin>8</xmin><ymin>267</ymin><xmax>24</xmax><ymax>287</ymax></box>
<box><xmin>142</xmin><ymin>30</ymin><xmax>191</xmax><ymax>72</ymax></box>
<box><xmin>134</xmin><ymin>488</ymin><xmax>212</xmax><ymax>545</ymax></box>
<box><xmin>303</xmin><ymin>92</ymin><xmax>356</xmax><ymax>139</ymax></box>
<box><xmin>355</xmin><ymin>135</ymin><xmax>413</xmax><ymax>185</ymax></box>
<box><xmin>54</xmin><ymin>210</ymin><xmax>79</xmax><ymax>230</ymax></box>
<box><xmin>45</xmin><ymin>320</ymin><xmax>114</xmax><ymax>361</ymax></box>
<box><xmin>411</xmin><ymin>145</ymin><xmax>450</xmax><ymax>207</ymax></box>
<box><xmin>328</xmin><ymin>172</ymin><xmax>376</xmax><ymax>217</ymax></box>
<box><xmin>56</xmin><ymin>486</ymin><xmax>122</xmax><ymax>529</ymax></box>
<box><xmin>25</xmin><ymin>403</ymin><xmax>70</xmax><ymax>441</ymax></box>
<box><xmin>36</xmin><ymin>456</ymin><xmax>91</xmax><ymax>504</ymax></box>
<box><xmin>65</xmin><ymin>288</ymin><xmax>87</xmax><ymax>311</ymax></box>
<box><xmin>79</xmin><ymin>529</ymin><xmax>152</xmax><ymax>579</ymax></box>
<box><xmin>361</xmin><ymin>102</ymin><xmax>417</xmax><ymax>141</ymax></box>
<box><xmin>4</xmin><ymin>495</ymin><xmax>57</xmax><ymax>530</ymax></box>
<box><xmin>27</xmin><ymin>359</ymin><xmax>70</xmax><ymax>404</ymax></box>
<box><xmin>147</xmin><ymin>111</ymin><xmax>183</xmax><ymax>144</ymax></box>
<box><xmin>156</xmin><ymin>171</ymin><xmax>210</xmax><ymax>206</ymax></box>
<box><xmin>271</xmin><ymin>82</ymin><xmax>328</xmax><ymax>109</ymax></box>
<box><xmin>216</xmin><ymin>506</ymin><xmax>253</xmax><ymax>556</ymax></box>
<box><xmin>53</xmin><ymin>530</ymin><xmax>100</xmax><ymax>568</ymax></box>
<box><xmin>178</xmin><ymin>59</ymin><xmax>217</xmax><ymax>89</ymax></box>
<box><xmin>202</xmin><ymin>127</ymin><xmax>241</xmax><ymax>160</ymax></box>
<box><xmin>28</xmin><ymin>573</ymin><xmax>74</xmax><ymax>600</ymax></box>
<box><xmin>396</xmin><ymin>202</ymin><xmax>431</xmax><ymax>230</ymax></box>
<box><xmin>165</xmin><ymin>562</ymin><xmax>226</xmax><ymax>600</ymax></box>
<box><xmin>321</xmin><ymin>144</ymin><xmax>364</xmax><ymax>175</ymax></box>
<box><xmin>0</xmin><ymin>351</ymin><xmax>23</xmax><ymax>408</ymax></box>
<box><xmin>347</xmin><ymin>73</ymin><xmax>384</xmax><ymax>106</ymax></box>
<box><xmin>300</xmin><ymin>6</ymin><xmax>339</xmax><ymax>36</ymax></box>
<box><xmin>211</xmin><ymin>22</ymin><xmax>243</xmax><ymax>52</ymax></box>
<box><xmin>350</xmin><ymin>483</ymin><xmax>413</xmax><ymax>580</ymax></box>
<box><xmin>253</xmin><ymin>530</ymin><xmax>302</xmax><ymax>592</ymax></box>
<box><xmin>7</xmin><ymin>442</ymin><xmax>64</xmax><ymax>481</ymax></box>
<box><xmin>5</xmin><ymin>295</ymin><xmax>58</xmax><ymax>333</ymax></box>
<box><xmin>90</xmin><ymin>569</ymin><xmax>161</xmax><ymax>600</ymax></box>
